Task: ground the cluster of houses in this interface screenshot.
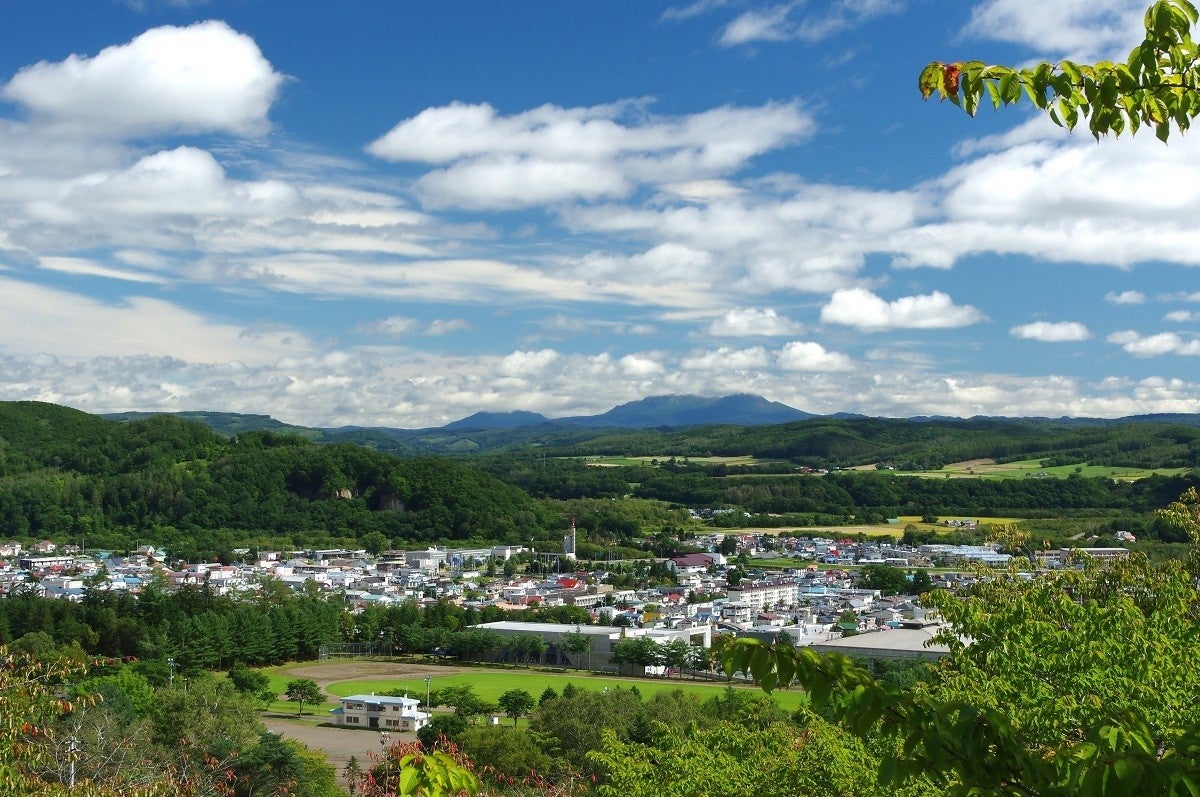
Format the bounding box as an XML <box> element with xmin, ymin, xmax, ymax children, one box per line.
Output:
<box><xmin>0</xmin><ymin>530</ymin><xmax>1132</xmax><ymax>673</ymax></box>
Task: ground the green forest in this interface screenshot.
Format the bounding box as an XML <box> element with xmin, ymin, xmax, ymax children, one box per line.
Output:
<box><xmin>1</xmin><ymin>401</ymin><xmax>1198</xmax><ymax>560</ymax></box>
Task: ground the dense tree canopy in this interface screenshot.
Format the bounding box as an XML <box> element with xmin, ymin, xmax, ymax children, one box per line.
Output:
<box><xmin>718</xmin><ymin>490</ymin><xmax>1200</xmax><ymax>795</ymax></box>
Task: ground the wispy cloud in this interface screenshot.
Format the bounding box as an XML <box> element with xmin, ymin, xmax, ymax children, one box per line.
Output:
<box><xmin>719</xmin><ymin>0</ymin><xmax>905</xmax><ymax>46</ymax></box>
<box><xmin>367</xmin><ymin>100</ymin><xmax>813</xmax><ymax>209</ymax></box>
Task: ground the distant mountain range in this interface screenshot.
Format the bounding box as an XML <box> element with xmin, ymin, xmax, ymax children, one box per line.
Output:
<box><xmin>447</xmin><ymin>393</ymin><xmax>812</xmax><ymax>430</ymax></box>
<box><xmin>105</xmin><ymin>394</ymin><xmax>1200</xmax><ymax>438</ymax></box>
<box><xmin>109</xmin><ymin>393</ymin><xmax>813</xmax><ymax>436</ymax></box>
<box><xmin>100</xmin><ymin>394</ymin><xmax>1200</xmax><ymax>461</ymax></box>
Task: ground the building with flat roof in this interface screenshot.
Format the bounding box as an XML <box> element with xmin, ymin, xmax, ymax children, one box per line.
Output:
<box><xmin>330</xmin><ymin>694</ymin><xmax>430</xmax><ymax>731</ymax></box>
<box><xmin>471</xmin><ymin>620</ymin><xmax>710</xmax><ymax>670</ymax></box>
<box><xmin>807</xmin><ymin>625</ymin><xmax>951</xmax><ymax>662</ymax></box>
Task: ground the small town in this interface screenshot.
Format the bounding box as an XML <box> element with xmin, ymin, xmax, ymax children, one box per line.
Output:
<box><xmin>2</xmin><ymin>525</ymin><xmax>1136</xmax><ymax>669</ymax></box>
<box><xmin>5</xmin><ymin>0</ymin><xmax>1200</xmax><ymax>794</ymax></box>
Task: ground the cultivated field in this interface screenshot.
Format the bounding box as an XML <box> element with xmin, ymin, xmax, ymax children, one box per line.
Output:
<box><xmin>574</xmin><ymin>454</ymin><xmax>1186</xmax><ymax>482</ymax></box>
<box><xmin>906</xmin><ymin>458</ymin><xmax>1188</xmax><ymax>481</ymax></box>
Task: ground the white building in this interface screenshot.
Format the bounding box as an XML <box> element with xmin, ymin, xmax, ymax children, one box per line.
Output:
<box><xmin>331</xmin><ymin>694</ymin><xmax>430</xmax><ymax>731</ymax></box>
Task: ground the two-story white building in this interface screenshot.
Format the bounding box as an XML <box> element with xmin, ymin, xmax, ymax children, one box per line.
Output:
<box><xmin>330</xmin><ymin>694</ymin><xmax>430</xmax><ymax>731</ymax></box>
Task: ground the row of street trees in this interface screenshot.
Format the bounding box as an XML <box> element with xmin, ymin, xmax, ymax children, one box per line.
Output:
<box><xmin>610</xmin><ymin>635</ymin><xmax>709</xmax><ymax>676</ymax></box>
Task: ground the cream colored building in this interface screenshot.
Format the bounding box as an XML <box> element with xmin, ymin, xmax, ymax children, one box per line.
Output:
<box><xmin>331</xmin><ymin>694</ymin><xmax>430</xmax><ymax>731</ymax></box>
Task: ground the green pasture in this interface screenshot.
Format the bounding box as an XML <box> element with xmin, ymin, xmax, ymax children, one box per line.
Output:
<box><xmin>905</xmin><ymin>459</ymin><xmax>1187</xmax><ymax>481</ymax></box>
<box><xmin>324</xmin><ymin>668</ymin><xmax>807</xmax><ymax>712</ymax></box>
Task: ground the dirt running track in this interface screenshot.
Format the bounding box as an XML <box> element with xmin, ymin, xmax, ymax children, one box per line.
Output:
<box><xmin>263</xmin><ymin>661</ymin><xmax>468</xmax><ymax>783</ymax></box>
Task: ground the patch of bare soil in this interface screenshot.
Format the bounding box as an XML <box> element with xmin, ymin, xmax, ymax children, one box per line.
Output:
<box><xmin>950</xmin><ymin>458</ymin><xmax>997</xmax><ymax>469</ymax></box>
<box><xmin>263</xmin><ymin>716</ymin><xmax>400</xmax><ymax>785</ymax></box>
<box><xmin>266</xmin><ymin>662</ymin><xmax>467</xmax><ymax>779</ymax></box>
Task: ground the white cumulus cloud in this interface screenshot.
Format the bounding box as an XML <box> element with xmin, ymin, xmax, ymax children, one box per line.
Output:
<box><xmin>1010</xmin><ymin>321</ymin><xmax>1091</xmax><ymax>342</ymax></box>
<box><xmin>967</xmin><ymin>0</ymin><xmax>1146</xmax><ymax>62</ymax></box>
<box><xmin>1106</xmin><ymin>290</ymin><xmax>1147</xmax><ymax>305</ymax></box>
<box><xmin>820</xmin><ymin>288</ymin><xmax>986</xmax><ymax>331</ymax></box>
<box><xmin>708</xmin><ymin>307</ymin><xmax>802</xmax><ymax>337</ymax></box>
<box><xmin>1108</xmin><ymin>330</ymin><xmax>1200</xmax><ymax>357</ymax></box>
<box><xmin>777</xmin><ymin>341</ymin><xmax>854</xmax><ymax>371</ymax></box>
<box><xmin>3</xmin><ymin>21</ymin><xmax>284</xmax><ymax>138</ymax></box>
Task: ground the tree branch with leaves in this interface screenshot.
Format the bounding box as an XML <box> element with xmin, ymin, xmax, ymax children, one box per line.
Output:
<box><xmin>920</xmin><ymin>0</ymin><xmax>1200</xmax><ymax>141</ymax></box>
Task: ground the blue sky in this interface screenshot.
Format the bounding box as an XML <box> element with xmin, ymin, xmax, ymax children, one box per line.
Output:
<box><xmin>0</xmin><ymin>0</ymin><xmax>1198</xmax><ymax>427</ymax></box>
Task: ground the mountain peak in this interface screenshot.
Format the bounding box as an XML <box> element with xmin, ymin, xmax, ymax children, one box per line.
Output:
<box><xmin>444</xmin><ymin>410</ymin><xmax>551</xmax><ymax>430</ymax></box>
<box><xmin>562</xmin><ymin>393</ymin><xmax>811</xmax><ymax>428</ymax></box>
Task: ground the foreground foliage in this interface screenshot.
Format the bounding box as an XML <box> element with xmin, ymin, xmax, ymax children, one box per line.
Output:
<box><xmin>921</xmin><ymin>0</ymin><xmax>1200</xmax><ymax>141</ymax></box>
<box><xmin>718</xmin><ymin>489</ymin><xmax>1200</xmax><ymax>795</ymax></box>
<box><xmin>0</xmin><ymin>648</ymin><xmax>340</xmax><ymax>796</ymax></box>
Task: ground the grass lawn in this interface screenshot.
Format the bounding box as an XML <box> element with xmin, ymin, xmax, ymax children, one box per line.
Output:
<box><xmin>324</xmin><ymin>669</ymin><xmax>807</xmax><ymax>712</ymax></box>
<box><xmin>262</xmin><ymin>671</ymin><xmax>340</xmax><ymax>717</ymax></box>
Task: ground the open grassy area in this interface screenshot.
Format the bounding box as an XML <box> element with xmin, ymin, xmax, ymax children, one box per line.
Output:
<box><xmin>903</xmin><ymin>459</ymin><xmax>1188</xmax><ymax>481</ymax></box>
<box><xmin>262</xmin><ymin>672</ymin><xmax>340</xmax><ymax>716</ymax></box>
<box><xmin>324</xmin><ymin>669</ymin><xmax>808</xmax><ymax>712</ymax></box>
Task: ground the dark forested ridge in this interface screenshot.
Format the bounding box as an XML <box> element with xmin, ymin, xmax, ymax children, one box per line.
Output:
<box><xmin>5</xmin><ymin>400</ymin><xmax>1200</xmax><ymax>560</ymax></box>
<box><xmin>0</xmin><ymin>402</ymin><xmax>554</xmax><ymax>559</ymax></box>
<box><xmin>104</xmin><ymin>401</ymin><xmax>1200</xmax><ymax>466</ymax></box>
<box><xmin>375</xmin><ymin>413</ymin><xmax>1200</xmax><ymax>470</ymax></box>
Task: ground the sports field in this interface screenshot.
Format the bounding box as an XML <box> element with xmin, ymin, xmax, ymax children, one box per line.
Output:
<box><xmin>265</xmin><ymin>661</ymin><xmax>806</xmax><ymax>713</ymax></box>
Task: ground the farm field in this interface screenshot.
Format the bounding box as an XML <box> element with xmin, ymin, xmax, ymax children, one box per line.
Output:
<box><xmin>906</xmin><ymin>458</ymin><xmax>1189</xmax><ymax>481</ymax></box>
<box><xmin>729</xmin><ymin>515</ymin><xmax>1019</xmax><ymax>540</ymax></box>
<box><xmin>571</xmin><ymin>453</ymin><xmax>1187</xmax><ymax>482</ymax></box>
<box><xmin>574</xmin><ymin>455</ymin><xmax>788</xmax><ymax>467</ymax></box>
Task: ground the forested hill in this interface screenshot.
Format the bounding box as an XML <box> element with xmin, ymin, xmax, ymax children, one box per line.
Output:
<box><xmin>99</xmin><ymin>407</ymin><xmax>1200</xmax><ymax>467</ymax></box>
<box><xmin>0</xmin><ymin>402</ymin><xmax>553</xmax><ymax>560</ymax></box>
<box><xmin>485</xmin><ymin>415</ymin><xmax>1200</xmax><ymax>471</ymax></box>
<box><xmin>622</xmin><ymin>415</ymin><xmax>1200</xmax><ymax>470</ymax></box>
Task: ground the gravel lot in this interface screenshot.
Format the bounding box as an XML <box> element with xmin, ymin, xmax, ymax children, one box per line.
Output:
<box><xmin>264</xmin><ymin>660</ymin><xmax>465</xmax><ymax>785</ymax></box>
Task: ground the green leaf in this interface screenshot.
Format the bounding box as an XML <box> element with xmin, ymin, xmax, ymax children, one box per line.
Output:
<box><xmin>398</xmin><ymin>766</ymin><xmax>422</xmax><ymax>796</ymax></box>
<box><xmin>918</xmin><ymin>63</ymin><xmax>943</xmax><ymax>100</ymax></box>
<box><xmin>999</xmin><ymin>72</ymin><xmax>1021</xmax><ymax>104</ymax></box>
<box><xmin>985</xmin><ymin>81</ymin><xmax>1002</xmax><ymax>109</ymax></box>
<box><xmin>748</xmin><ymin>646</ymin><xmax>772</xmax><ymax>687</ymax></box>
